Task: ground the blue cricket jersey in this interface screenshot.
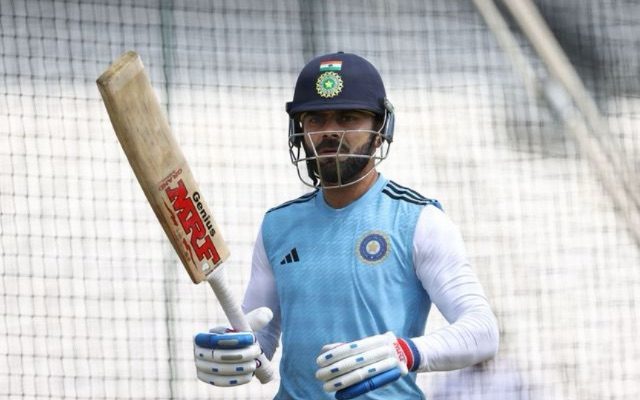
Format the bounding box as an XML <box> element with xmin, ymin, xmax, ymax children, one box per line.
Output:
<box><xmin>260</xmin><ymin>174</ymin><xmax>441</xmax><ymax>399</ymax></box>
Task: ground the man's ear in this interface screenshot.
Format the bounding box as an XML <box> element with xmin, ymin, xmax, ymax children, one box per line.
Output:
<box><xmin>374</xmin><ymin>135</ymin><xmax>383</xmax><ymax>148</ymax></box>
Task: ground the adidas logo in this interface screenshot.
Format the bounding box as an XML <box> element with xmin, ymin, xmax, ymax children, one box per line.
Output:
<box><xmin>279</xmin><ymin>248</ymin><xmax>300</xmax><ymax>265</ymax></box>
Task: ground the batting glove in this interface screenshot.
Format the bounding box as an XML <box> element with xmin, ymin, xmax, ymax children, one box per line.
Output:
<box><xmin>316</xmin><ymin>331</ymin><xmax>420</xmax><ymax>400</ymax></box>
<box><xmin>193</xmin><ymin>307</ymin><xmax>272</xmax><ymax>387</ymax></box>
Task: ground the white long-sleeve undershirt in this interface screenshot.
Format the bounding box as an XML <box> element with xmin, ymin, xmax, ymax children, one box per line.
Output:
<box><xmin>410</xmin><ymin>205</ymin><xmax>499</xmax><ymax>371</ymax></box>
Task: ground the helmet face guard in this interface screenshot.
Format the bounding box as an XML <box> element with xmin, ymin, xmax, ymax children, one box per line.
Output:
<box><xmin>288</xmin><ymin>107</ymin><xmax>394</xmax><ymax>188</ymax></box>
<box><xmin>286</xmin><ymin>52</ymin><xmax>395</xmax><ymax>188</ymax></box>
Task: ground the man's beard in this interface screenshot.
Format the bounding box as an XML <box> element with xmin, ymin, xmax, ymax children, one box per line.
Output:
<box><xmin>309</xmin><ymin>135</ymin><xmax>376</xmax><ymax>185</ymax></box>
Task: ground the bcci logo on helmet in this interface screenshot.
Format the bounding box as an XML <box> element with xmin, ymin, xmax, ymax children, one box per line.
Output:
<box><xmin>315</xmin><ymin>71</ymin><xmax>343</xmax><ymax>98</ymax></box>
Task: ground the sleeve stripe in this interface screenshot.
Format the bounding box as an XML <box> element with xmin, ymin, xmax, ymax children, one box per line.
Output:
<box><xmin>383</xmin><ymin>181</ymin><xmax>443</xmax><ymax>210</ymax></box>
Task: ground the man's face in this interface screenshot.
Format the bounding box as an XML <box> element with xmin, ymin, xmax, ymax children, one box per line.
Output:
<box><xmin>300</xmin><ymin>110</ymin><xmax>379</xmax><ymax>185</ymax></box>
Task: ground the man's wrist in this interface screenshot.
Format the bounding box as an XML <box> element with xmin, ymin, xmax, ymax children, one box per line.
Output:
<box><xmin>397</xmin><ymin>337</ymin><xmax>421</xmax><ymax>372</ymax></box>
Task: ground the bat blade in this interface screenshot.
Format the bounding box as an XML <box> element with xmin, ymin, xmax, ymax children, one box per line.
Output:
<box><xmin>97</xmin><ymin>51</ymin><xmax>274</xmax><ymax>383</ymax></box>
<box><xmin>96</xmin><ymin>50</ymin><xmax>229</xmax><ymax>284</ymax></box>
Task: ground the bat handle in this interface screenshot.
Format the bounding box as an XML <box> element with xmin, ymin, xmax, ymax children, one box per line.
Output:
<box><xmin>206</xmin><ymin>269</ymin><xmax>276</xmax><ymax>384</ymax></box>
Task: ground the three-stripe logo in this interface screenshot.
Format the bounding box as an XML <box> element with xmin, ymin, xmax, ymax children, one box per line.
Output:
<box><xmin>279</xmin><ymin>248</ymin><xmax>300</xmax><ymax>265</ymax></box>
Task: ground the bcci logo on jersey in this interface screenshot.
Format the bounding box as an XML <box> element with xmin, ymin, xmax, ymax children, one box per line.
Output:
<box><xmin>357</xmin><ymin>231</ymin><xmax>390</xmax><ymax>265</ymax></box>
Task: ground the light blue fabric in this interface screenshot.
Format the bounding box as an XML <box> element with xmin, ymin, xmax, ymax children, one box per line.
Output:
<box><xmin>261</xmin><ymin>175</ymin><xmax>439</xmax><ymax>399</ymax></box>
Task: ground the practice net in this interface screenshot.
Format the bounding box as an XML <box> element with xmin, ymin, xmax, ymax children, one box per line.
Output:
<box><xmin>1</xmin><ymin>0</ymin><xmax>638</xmax><ymax>398</ymax></box>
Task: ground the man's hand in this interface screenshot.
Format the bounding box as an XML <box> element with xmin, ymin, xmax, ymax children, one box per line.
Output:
<box><xmin>194</xmin><ymin>307</ymin><xmax>272</xmax><ymax>387</ymax></box>
<box><xmin>316</xmin><ymin>331</ymin><xmax>420</xmax><ymax>399</ymax></box>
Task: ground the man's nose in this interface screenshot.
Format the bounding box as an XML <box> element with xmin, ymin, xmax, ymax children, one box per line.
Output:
<box><xmin>322</xmin><ymin>116</ymin><xmax>343</xmax><ymax>133</ymax></box>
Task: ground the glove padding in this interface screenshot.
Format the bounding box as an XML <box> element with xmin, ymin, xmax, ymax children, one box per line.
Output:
<box><xmin>194</xmin><ymin>307</ymin><xmax>272</xmax><ymax>387</ymax></box>
<box><xmin>316</xmin><ymin>331</ymin><xmax>420</xmax><ymax>399</ymax></box>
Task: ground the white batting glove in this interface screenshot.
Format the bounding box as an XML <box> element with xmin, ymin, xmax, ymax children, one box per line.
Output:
<box><xmin>316</xmin><ymin>331</ymin><xmax>420</xmax><ymax>399</ymax></box>
<box><xmin>194</xmin><ymin>307</ymin><xmax>272</xmax><ymax>387</ymax></box>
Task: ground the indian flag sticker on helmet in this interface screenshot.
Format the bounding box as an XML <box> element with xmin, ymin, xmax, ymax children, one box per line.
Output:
<box><xmin>319</xmin><ymin>60</ymin><xmax>342</xmax><ymax>71</ymax></box>
<box><xmin>315</xmin><ymin>71</ymin><xmax>344</xmax><ymax>98</ymax></box>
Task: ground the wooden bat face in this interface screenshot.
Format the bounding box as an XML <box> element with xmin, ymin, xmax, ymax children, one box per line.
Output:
<box><xmin>97</xmin><ymin>51</ymin><xmax>229</xmax><ymax>283</ymax></box>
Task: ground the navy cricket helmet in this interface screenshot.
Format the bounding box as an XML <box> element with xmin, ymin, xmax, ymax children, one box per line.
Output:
<box><xmin>286</xmin><ymin>52</ymin><xmax>395</xmax><ymax>143</ymax></box>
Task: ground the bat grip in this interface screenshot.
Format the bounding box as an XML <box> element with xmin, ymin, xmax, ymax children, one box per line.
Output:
<box><xmin>206</xmin><ymin>269</ymin><xmax>276</xmax><ymax>384</ymax></box>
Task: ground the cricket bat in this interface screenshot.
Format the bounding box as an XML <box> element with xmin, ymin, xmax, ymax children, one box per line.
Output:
<box><xmin>96</xmin><ymin>50</ymin><xmax>274</xmax><ymax>383</ymax></box>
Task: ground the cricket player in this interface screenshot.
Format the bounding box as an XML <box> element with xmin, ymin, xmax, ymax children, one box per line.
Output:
<box><xmin>194</xmin><ymin>52</ymin><xmax>499</xmax><ymax>399</ymax></box>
